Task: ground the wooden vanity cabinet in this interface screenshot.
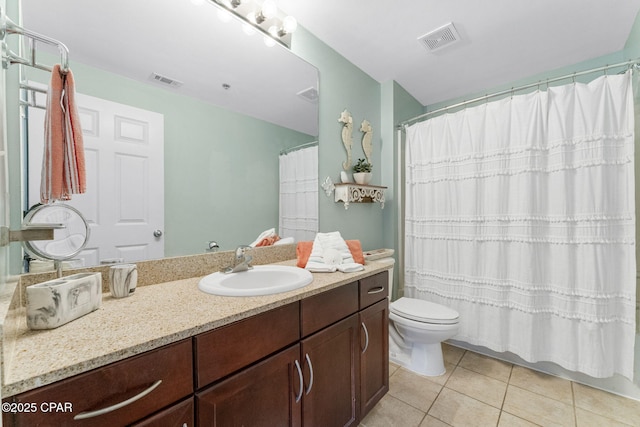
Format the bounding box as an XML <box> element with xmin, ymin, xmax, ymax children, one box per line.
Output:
<box><xmin>4</xmin><ymin>270</ymin><xmax>390</xmax><ymax>427</ymax></box>
<box><xmin>3</xmin><ymin>339</ymin><xmax>193</xmax><ymax>427</ymax></box>
<box><xmin>194</xmin><ymin>303</ymin><xmax>301</xmax><ymax>427</ymax></box>
<box><xmin>358</xmin><ymin>271</ymin><xmax>389</xmax><ymax>418</ymax></box>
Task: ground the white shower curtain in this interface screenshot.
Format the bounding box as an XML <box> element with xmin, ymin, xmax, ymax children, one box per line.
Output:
<box><xmin>405</xmin><ymin>70</ymin><xmax>636</xmax><ymax>379</ymax></box>
<box><xmin>279</xmin><ymin>145</ymin><xmax>318</xmax><ymax>242</ymax></box>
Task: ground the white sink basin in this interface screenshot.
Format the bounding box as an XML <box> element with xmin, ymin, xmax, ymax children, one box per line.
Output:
<box><xmin>198</xmin><ymin>265</ymin><xmax>313</xmax><ymax>297</ymax></box>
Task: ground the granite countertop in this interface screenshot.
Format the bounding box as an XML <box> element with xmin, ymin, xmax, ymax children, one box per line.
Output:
<box><xmin>2</xmin><ymin>258</ymin><xmax>392</xmax><ymax>397</ymax></box>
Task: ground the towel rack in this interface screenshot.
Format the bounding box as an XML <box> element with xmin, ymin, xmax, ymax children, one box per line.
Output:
<box><xmin>19</xmin><ymin>81</ymin><xmax>47</xmax><ymax>109</ymax></box>
<box><xmin>0</xmin><ymin>7</ymin><xmax>70</xmax><ymax>73</ymax></box>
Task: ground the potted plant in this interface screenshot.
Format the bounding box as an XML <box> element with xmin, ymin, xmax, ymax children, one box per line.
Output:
<box><xmin>352</xmin><ymin>158</ymin><xmax>372</xmax><ymax>185</ymax></box>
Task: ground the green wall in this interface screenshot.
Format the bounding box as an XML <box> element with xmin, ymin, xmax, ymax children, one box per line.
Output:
<box><xmin>292</xmin><ymin>28</ymin><xmax>385</xmax><ymax>250</ymax></box>
<box><xmin>380</xmin><ymin>80</ymin><xmax>422</xmax><ymax>298</ymax></box>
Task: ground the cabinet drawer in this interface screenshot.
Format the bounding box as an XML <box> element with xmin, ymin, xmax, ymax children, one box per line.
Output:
<box><xmin>131</xmin><ymin>396</ymin><xmax>194</xmax><ymax>427</ymax></box>
<box><xmin>194</xmin><ymin>302</ymin><xmax>299</xmax><ymax>389</ymax></box>
<box><xmin>301</xmin><ymin>282</ymin><xmax>358</xmax><ymax>337</ymax></box>
<box><xmin>4</xmin><ymin>339</ymin><xmax>193</xmax><ymax>427</ymax></box>
<box><xmin>359</xmin><ymin>271</ymin><xmax>388</xmax><ymax>308</ymax></box>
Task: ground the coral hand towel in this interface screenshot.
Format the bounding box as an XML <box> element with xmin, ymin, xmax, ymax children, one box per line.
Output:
<box><xmin>41</xmin><ymin>64</ymin><xmax>86</xmax><ymax>203</ymax></box>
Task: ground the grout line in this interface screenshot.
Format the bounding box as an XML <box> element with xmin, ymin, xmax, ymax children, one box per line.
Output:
<box><xmin>571</xmin><ymin>381</ymin><xmax>578</xmax><ymax>427</ymax></box>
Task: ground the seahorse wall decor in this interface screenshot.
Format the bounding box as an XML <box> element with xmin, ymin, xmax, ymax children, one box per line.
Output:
<box><xmin>360</xmin><ymin>119</ymin><xmax>372</xmax><ymax>165</ymax></box>
<box><xmin>338</xmin><ymin>109</ymin><xmax>353</xmax><ymax>170</ymax></box>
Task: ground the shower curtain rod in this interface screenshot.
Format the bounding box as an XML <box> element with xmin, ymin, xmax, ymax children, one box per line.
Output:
<box><xmin>279</xmin><ymin>140</ymin><xmax>318</xmax><ymax>155</ymax></box>
<box><xmin>398</xmin><ymin>57</ymin><xmax>640</xmax><ymax>129</ymax></box>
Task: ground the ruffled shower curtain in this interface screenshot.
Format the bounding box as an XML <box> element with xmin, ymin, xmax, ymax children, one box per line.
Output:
<box><xmin>405</xmin><ymin>70</ymin><xmax>637</xmax><ymax>379</ymax></box>
<box><xmin>279</xmin><ymin>145</ymin><xmax>318</xmax><ymax>241</ymax></box>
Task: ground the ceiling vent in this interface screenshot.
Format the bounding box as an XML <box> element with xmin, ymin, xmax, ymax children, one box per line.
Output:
<box><xmin>418</xmin><ymin>22</ymin><xmax>461</xmax><ymax>52</ymax></box>
<box><xmin>297</xmin><ymin>87</ymin><xmax>319</xmax><ymax>104</ymax></box>
<box><xmin>149</xmin><ymin>72</ymin><xmax>183</xmax><ymax>88</ymax></box>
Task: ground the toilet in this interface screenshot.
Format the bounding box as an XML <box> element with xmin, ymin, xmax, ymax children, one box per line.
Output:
<box><xmin>379</xmin><ymin>258</ymin><xmax>460</xmax><ymax>377</ymax></box>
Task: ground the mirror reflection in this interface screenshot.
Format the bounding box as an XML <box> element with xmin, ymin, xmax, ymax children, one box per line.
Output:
<box><xmin>18</xmin><ymin>0</ymin><xmax>319</xmax><ymax>271</ymax></box>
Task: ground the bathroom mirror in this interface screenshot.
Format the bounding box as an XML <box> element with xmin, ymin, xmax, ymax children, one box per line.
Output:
<box><xmin>15</xmin><ymin>0</ymin><xmax>319</xmax><ymax>271</ymax></box>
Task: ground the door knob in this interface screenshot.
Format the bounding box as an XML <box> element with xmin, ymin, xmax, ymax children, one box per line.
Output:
<box><xmin>153</xmin><ymin>229</ymin><xmax>163</xmax><ymax>238</ymax></box>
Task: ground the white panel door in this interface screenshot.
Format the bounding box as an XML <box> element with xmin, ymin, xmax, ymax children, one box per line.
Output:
<box><xmin>28</xmin><ymin>92</ymin><xmax>164</xmax><ymax>266</ymax></box>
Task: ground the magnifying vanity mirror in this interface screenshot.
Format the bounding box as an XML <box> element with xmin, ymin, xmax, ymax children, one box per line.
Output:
<box><xmin>13</xmin><ymin>0</ymin><xmax>319</xmax><ymax>273</ymax></box>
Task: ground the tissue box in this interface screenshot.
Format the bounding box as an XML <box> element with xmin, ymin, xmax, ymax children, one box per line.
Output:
<box><xmin>26</xmin><ymin>272</ymin><xmax>102</xmax><ymax>330</ymax></box>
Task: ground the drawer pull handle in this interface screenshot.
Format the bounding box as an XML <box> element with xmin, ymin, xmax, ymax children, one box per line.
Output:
<box><xmin>304</xmin><ymin>353</ymin><xmax>314</xmax><ymax>395</ymax></box>
<box><xmin>73</xmin><ymin>379</ymin><xmax>162</xmax><ymax>420</ymax></box>
<box><xmin>294</xmin><ymin>360</ymin><xmax>304</xmax><ymax>403</ymax></box>
<box><xmin>361</xmin><ymin>322</ymin><xmax>370</xmax><ymax>354</ymax></box>
<box><xmin>367</xmin><ymin>287</ymin><xmax>385</xmax><ymax>294</ymax></box>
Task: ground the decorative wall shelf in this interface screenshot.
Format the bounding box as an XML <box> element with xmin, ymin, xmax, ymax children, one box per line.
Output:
<box><xmin>334</xmin><ymin>183</ymin><xmax>387</xmax><ymax>209</ymax></box>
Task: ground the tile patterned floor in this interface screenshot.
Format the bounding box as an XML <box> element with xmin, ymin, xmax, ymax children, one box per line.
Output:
<box><xmin>360</xmin><ymin>344</ymin><xmax>640</xmax><ymax>427</ymax></box>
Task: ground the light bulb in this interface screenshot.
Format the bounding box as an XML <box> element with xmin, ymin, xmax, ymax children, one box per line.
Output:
<box><xmin>268</xmin><ymin>25</ymin><xmax>279</xmax><ymax>38</ymax></box>
<box><xmin>191</xmin><ymin>0</ymin><xmax>204</xmax><ymax>5</ymax></box>
<box><xmin>282</xmin><ymin>16</ymin><xmax>297</xmax><ymax>33</ymax></box>
<box><xmin>264</xmin><ymin>36</ymin><xmax>276</xmax><ymax>47</ymax></box>
<box><xmin>261</xmin><ymin>0</ymin><xmax>277</xmax><ymax>19</ymax></box>
<box><xmin>246</xmin><ymin>11</ymin><xmax>257</xmax><ymax>24</ymax></box>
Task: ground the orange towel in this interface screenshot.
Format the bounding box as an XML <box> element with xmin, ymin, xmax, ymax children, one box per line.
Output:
<box><xmin>41</xmin><ymin>64</ymin><xmax>86</xmax><ymax>203</ymax></box>
<box><xmin>255</xmin><ymin>235</ymin><xmax>281</xmax><ymax>247</ymax></box>
<box><xmin>296</xmin><ymin>240</ymin><xmax>365</xmax><ymax>268</ymax></box>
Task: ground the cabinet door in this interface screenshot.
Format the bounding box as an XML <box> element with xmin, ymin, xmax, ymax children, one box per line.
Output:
<box><xmin>197</xmin><ymin>344</ymin><xmax>302</xmax><ymax>427</ymax></box>
<box><xmin>359</xmin><ymin>299</ymin><xmax>389</xmax><ymax>417</ymax></box>
<box><xmin>301</xmin><ymin>314</ymin><xmax>359</xmax><ymax>427</ymax></box>
<box><xmin>131</xmin><ymin>397</ymin><xmax>194</xmax><ymax>427</ymax></box>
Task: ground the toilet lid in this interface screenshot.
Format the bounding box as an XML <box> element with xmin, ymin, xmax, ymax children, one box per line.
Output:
<box><xmin>390</xmin><ymin>297</ymin><xmax>459</xmax><ymax>324</ymax></box>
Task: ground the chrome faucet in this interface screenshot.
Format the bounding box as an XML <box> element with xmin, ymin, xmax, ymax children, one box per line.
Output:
<box><xmin>222</xmin><ymin>245</ymin><xmax>253</xmax><ymax>273</ymax></box>
<box><xmin>206</xmin><ymin>240</ymin><xmax>220</xmax><ymax>252</ymax></box>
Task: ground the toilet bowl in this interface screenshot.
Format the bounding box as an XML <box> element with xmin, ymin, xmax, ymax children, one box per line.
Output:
<box><xmin>379</xmin><ymin>258</ymin><xmax>460</xmax><ymax>377</ymax></box>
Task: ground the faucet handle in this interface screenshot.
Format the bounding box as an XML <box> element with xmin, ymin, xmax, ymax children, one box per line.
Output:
<box><xmin>235</xmin><ymin>245</ymin><xmax>252</xmax><ymax>258</ymax></box>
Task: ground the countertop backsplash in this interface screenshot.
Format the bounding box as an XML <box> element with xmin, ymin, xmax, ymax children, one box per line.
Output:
<box><xmin>17</xmin><ymin>244</ymin><xmax>298</xmax><ymax>302</ymax></box>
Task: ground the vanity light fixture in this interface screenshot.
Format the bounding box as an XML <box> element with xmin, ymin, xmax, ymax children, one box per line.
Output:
<box><xmin>219</xmin><ymin>0</ymin><xmax>242</xmax><ymax>8</ymax></box>
<box><xmin>253</xmin><ymin>0</ymin><xmax>277</xmax><ymax>24</ymax></box>
<box><xmin>207</xmin><ymin>0</ymin><xmax>297</xmax><ymax>48</ymax></box>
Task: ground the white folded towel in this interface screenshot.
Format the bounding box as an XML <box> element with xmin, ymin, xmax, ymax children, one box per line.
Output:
<box><xmin>274</xmin><ymin>237</ymin><xmax>295</xmax><ymax>245</ymax></box>
<box><xmin>250</xmin><ymin>228</ymin><xmax>277</xmax><ymax>247</ymax></box>
<box><xmin>305</xmin><ymin>231</ymin><xmax>364</xmax><ymax>273</ymax></box>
